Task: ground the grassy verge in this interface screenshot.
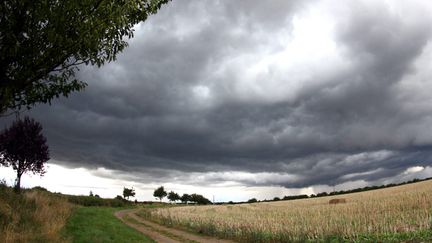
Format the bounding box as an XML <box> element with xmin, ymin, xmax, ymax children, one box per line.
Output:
<box><xmin>63</xmin><ymin>207</ymin><xmax>154</xmax><ymax>243</ymax></box>
<box><xmin>0</xmin><ymin>185</ymin><xmax>73</xmax><ymax>243</ymax></box>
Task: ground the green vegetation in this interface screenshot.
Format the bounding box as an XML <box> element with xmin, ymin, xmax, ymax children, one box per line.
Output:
<box><xmin>0</xmin><ymin>183</ymin><xmax>152</xmax><ymax>242</ymax></box>
<box><xmin>167</xmin><ymin>191</ymin><xmax>180</xmax><ymax>203</ymax></box>
<box><xmin>123</xmin><ymin>187</ymin><xmax>136</xmax><ymax>200</ymax></box>
<box><xmin>64</xmin><ymin>194</ymin><xmax>130</xmax><ymax>207</ymax></box>
<box><xmin>0</xmin><ymin>184</ymin><xmax>73</xmax><ymax>242</ymax></box>
<box><xmin>0</xmin><ymin>0</ymin><xmax>170</xmax><ymax>113</ymax></box>
<box><xmin>180</xmin><ymin>193</ymin><xmax>191</xmax><ymax>204</ymax></box>
<box><xmin>158</xmin><ymin>189</ymin><xmax>212</xmax><ymax>205</ymax></box>
<box><xmin>247</xmin><ymin>198</ymin><xmax>257</xmax><ymax>203</ymax></box>
<box><xmin>153</xmin><ymin>186</ymin><xmax>167</xmax><ymax>202</ymax></box>
<box><xmin>64</xmin><ymin>207</ymin><xmax>154</xmax><ymax>243</ymax></box>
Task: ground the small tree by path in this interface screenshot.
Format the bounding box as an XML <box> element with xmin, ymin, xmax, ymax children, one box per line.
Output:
<box><xmin>0</xmin><ymin>117</ymin><xmax>49</xmax><ymax>191</ymax></box>
<box><xmin>153</xmin><ymin>186</ymin><xmax>167</xmax><ymax>202</ymax></box>
<box><xmin>123</xmin><ymin>187</ymin><xmax>135</xmax><ymax>200</ymax></box>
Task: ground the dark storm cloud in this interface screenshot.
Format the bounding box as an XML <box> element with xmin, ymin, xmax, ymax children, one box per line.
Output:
<box><xmin>7</xmin><ymin>0</ymin><xmax>432</xmax><ymax>188</ymax></box>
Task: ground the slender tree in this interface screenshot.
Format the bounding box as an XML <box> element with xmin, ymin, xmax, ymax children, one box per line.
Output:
<box><xmin>153</xmin><ymin>186</ymin><xmax>167</xmax><ymax>202</ymax></box>
<box><xmin>0</xmin><ymin>117</ymin><xmax>49</xmax><ymax>191</ymax></box>
<box><xmin>123</xmin><ymin>187</ymin><xmax>135</xmax><ymax>200</ymax></box>
<box><xmin>0</xmin><ymin>0</ymin><xmax>170</xmax><ymax>113</ymax></box>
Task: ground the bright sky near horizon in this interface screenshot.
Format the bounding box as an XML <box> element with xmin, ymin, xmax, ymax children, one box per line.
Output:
<box><xmin>1</xmin><ymin>162</ymin><xmax>431</xmax><ymax>202</ymax></box>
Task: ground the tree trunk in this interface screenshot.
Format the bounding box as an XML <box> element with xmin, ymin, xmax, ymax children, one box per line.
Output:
<box><xmin>14</xmin><ymin>170</ymin><xmax>21</xmax><ymax>193</ymax></box>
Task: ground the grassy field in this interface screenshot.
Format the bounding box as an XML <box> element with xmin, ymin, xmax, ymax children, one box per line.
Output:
<box><xmin>0</xmin><ymin>183</ymin><xmax>153</xmax><ymax>243</ymax></box>
<box><xmin>141</xmin><ymin>180</ymin><xmax>432</xmax><ymax>242</ymax></box>
<box><xmin>63</xmin><ymin>207</ymin><xmax>154</xmax><ymax>243</ymax></box>
<box><xmin>0</xmin><ymin>186</ymin><xmax>73</xmax><ymax>243</ymax></box>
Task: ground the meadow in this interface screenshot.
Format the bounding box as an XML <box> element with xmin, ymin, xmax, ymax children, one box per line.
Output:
<box><xmin>141</xmin><ymin>180</ymin><xmax>432</xmax><ymax>242</ymax></box>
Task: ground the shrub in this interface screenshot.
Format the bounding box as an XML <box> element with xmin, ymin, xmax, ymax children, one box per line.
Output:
<box><xmin>31</xmin><ymin>186</ymin><xmax>48</xmax><ymax>192</ymax></box>
<box><xmin>248</xmin><ymin>198</ymin><xmax>258</xmax><ymax>203</ymax></box>
<box><xmin>65</xmin><ymin>195</ymin><xmax>129</xmax><ymax>207</ymax></box>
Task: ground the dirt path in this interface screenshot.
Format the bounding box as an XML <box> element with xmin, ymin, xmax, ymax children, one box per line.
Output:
<box><xmin>115</xmin><ymin>209</ymin><xmax>235</xmax><ymax>243</ymax></box>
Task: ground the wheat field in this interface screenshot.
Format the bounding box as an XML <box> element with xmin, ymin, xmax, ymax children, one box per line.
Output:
<box><xmin>145</xmin><ymin>180</ymin><xmax>432</xmax><ymax>242</ymax></box>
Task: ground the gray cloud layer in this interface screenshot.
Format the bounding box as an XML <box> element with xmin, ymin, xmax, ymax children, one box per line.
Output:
<box><xmin>5</xmin><ymin>0</ymin><xmax>432</xmax><ymax>188</ymax></box>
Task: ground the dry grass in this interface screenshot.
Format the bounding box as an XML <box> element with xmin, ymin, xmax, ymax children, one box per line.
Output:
<box><xmin>145</xmin><ymin>180</ymin><xmax>432</xmax><ymax>242</ymax></box>
<box><xmin>0</xmin><ymin>187</ymin><xmax>74</xmax><ymax>243</ymax></box>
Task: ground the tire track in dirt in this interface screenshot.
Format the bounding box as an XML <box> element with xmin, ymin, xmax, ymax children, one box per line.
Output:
<box><xmin>115</xmin><ymin>209</ymin><xmax>235</xmax><ymax>243</ymax></box>
<box><xmin>115</xmin><ymin>209</ymin><xmax>180</xmax><ymax>243</ymax></box>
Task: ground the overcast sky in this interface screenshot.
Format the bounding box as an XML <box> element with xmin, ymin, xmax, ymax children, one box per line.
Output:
<box><xmin>2</xmin><ymin>0</ymin><xmax>432</xmax><ymax>201</ymax></box>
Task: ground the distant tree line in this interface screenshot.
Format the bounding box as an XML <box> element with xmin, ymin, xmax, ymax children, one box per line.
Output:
<box><xmin>72</xmin><ymin>185</ymin><xmax>212</xmax><ymax>206</ymax></box>
<box><xmin>153</xmin><ymin>186</ymin><xmax>212</xmax><ymax>205</ymax></box>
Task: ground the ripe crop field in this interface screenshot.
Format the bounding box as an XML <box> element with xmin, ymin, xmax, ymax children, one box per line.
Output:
<box><xmin>141</xmin><ymin>180</ymin><xmax>432</xmax><ymax>242</ymax></box>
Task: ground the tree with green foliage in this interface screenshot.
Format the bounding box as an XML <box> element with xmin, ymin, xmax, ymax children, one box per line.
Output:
<box><xmin>123</xmin><ymin>187</ymin><xmax>135</xmax><ymax>200</ymax></box>
<box><xmin>153</xmin><ymin>186</ymin><xmax>167</xmax><ymax>202</ymax></box>
<box><xmin>180</xmin><ymin>193</ymin><xmax>190</xmax><ymax>204</ymax></box>
<box><xmin>167</xmin><ymin>191</ymin><xmax>180</xmax><ymax>203</ymax></box>
<box><xmin>0</xmin><ymin>116</ymin><xmax>49</xmax><ymax>191</ymax></box>
<box><xmin>0</xmin><ymin>0</ymin><xmax>170</xmax><ymax>114</ymax></box>
<box><xmin>189</xmin><ymin>193</ymin><xmax>212</xmax><ymax>205</ymax></box>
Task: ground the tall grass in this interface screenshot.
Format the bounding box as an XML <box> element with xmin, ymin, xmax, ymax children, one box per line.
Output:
<box><xmin>0</xmin><ymin>185</ymin><xmax>73</xmax><ymax>243</ymax></box>
<box><xmin>142</xmin><ymin>180</ymin><xmax>432</xmax><ymax>242</ymax></box>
